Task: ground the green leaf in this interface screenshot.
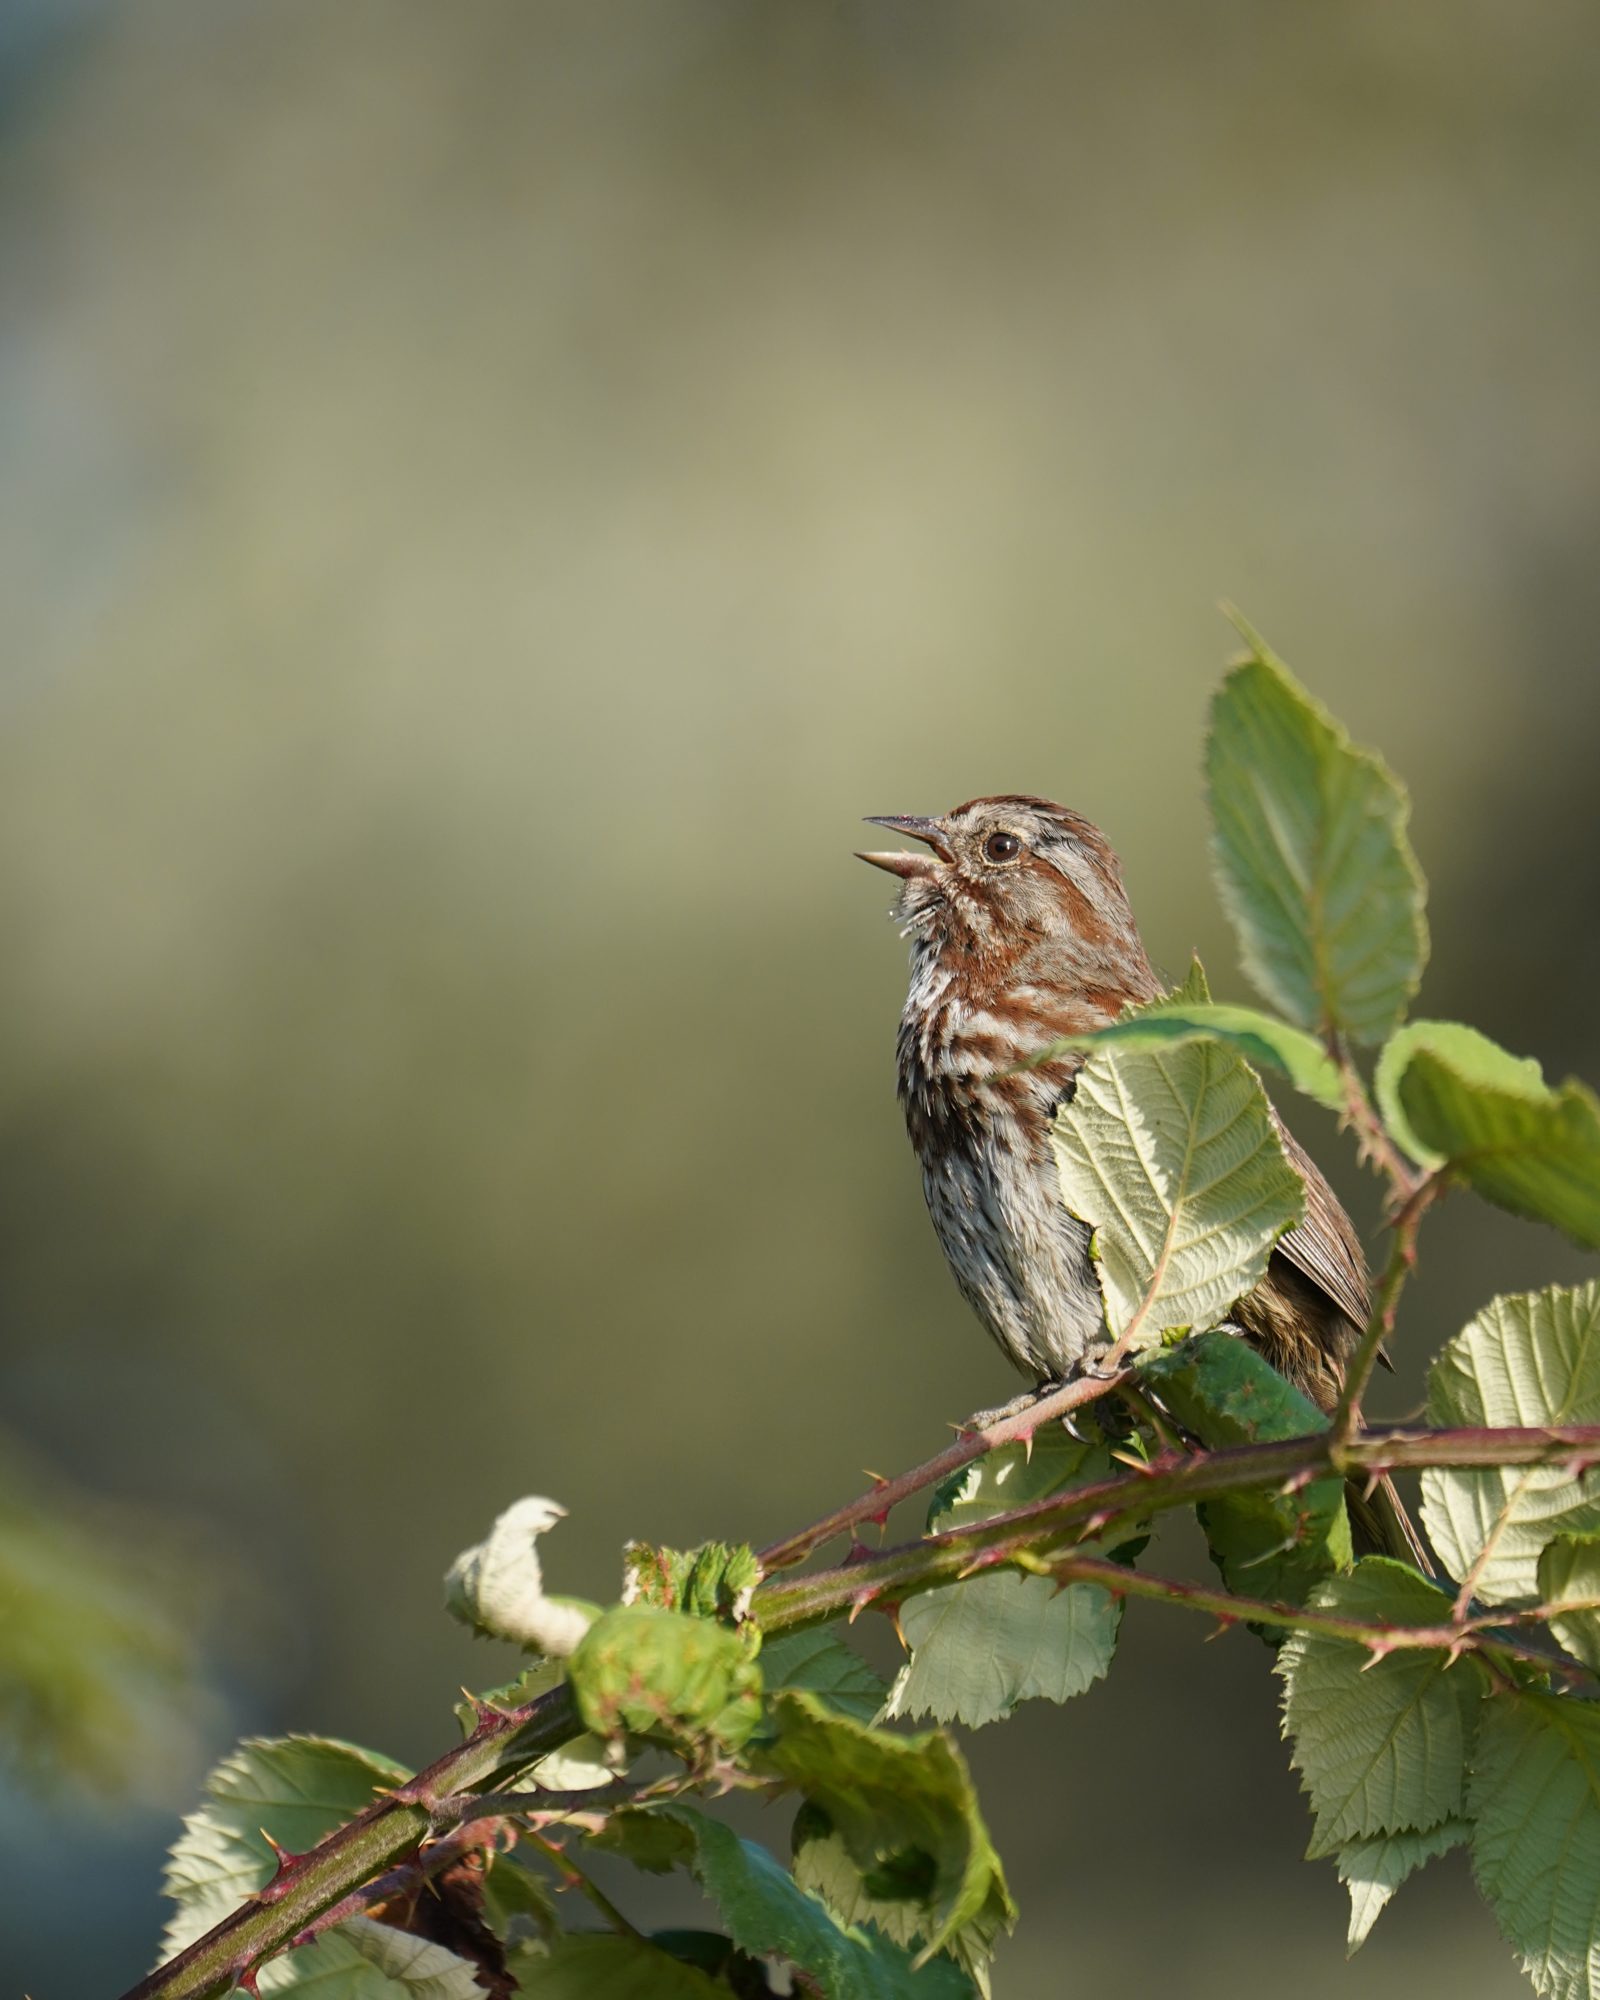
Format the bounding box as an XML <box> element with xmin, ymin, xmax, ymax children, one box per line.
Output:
<box><xmin>1538</xmin><ymin>1535</ymin><xmax>1600</xmax><ymax>1672</ymax></box>
<box><xmin>658</xmin><ymin>1806</ymin><xmax>975</xmax><ymax>1999</ymax></box>
<box><xmin>1277</xmin><ymin>1560</ymin><xmax>1488</xmax><ymax>1857</ymax></box>
<box><xmin>443</xmin><ymin>1497</ymin><xmax>599</xmax><ymax>1654</ymax></box>
<box><xmin>792</xmin><ymin>1820</ymin><xmax>1001</xmax><ymax>2000</ymax></box>
<box><xmin>1336</xmin><ymin>1821</ymin><xmax>1468</xmax><ymax>1956</ymax></box>
<box><xmin>1206</xmin><ymin>625</ymin><xmax>1427</xmax><ymax>1043</ymax></box>
<box><xmin>1140</xmin><ymin>1332</ymin><xmax>1352</xmax><ymax>1607</ymax></box>
<box><xmin>1050</xmin><ymin>1031</ymin><xmax>1305</xmax><ymax>1352</ymax></box>
<box><xmin>0</xmin><ymin>1440</ymin><xmax>210</xmax><ymax>1797</ymax></box>
<box><xmin>1421</xmin><ymin>1283</ymin><xmax>1600</xmax><ymax>1605</ymax></box>
<box><xmin>622</xmin><ymin>1541</ymin><xmax>761</xmax><ymax>1622</ymax></box>
<box><xmin>883</xmin><ymin>1430</ymin><xmax>1124</xmax><ymax>1726</ymax></box>
<box><xmin>300</xmin><ymin>1923</ymin><xmax>486</xmax><ymax>2000</ymax></box>
<box><xmin>758</xmin><ymin>1690</ymin><xmax>1013</xmax><ymax>1968</ymax></box>
<box><xmin>1469</xmin><ymin>1690</ymin><xmax>1600</xmax><ymax>2000</ymax></box>
<box><xmin>585</xmin><ymin>1806</ymin><xmax>698</xmax><ymax>1874</ymax></box>
<box><xmin>161</xmin><ymin>1735</ymin><xmax>410</xmax><ymax>1957</ymax></box>
<box><xmin>1375</xmin><ymin>1020</ymin><xmax>1548</xmax><ymax>1169</ymax></box>
<box><xmin>569</xmin><ymin>1604</ymin><xmax>763</xmax><ymax>1753</ymax></box>
<box><xmin>760</xmin><ymin>1627</ymin><xmax>886</xmax><ymax>1724</ymax></box>
<box><xmin>1031</xmin><ymin>993</ymin><xmax>1344</xmax><ymax>1114</ymax></box>
<box><xmin>509</xmin><ymin>1932</ymin><xmax>725</xmax><ymax>1997</ymax></box>
<box><xmin>1397</xmin><ymin>1049</ymin><xmax>1600</xmax><ymax>1249</ymax></box>
<box><xmin>480</xmin><ymin>1852</ymin><xmax>560</xmax><ymax>1943</ymax></box>
<box><xmin>159</xmin><ymin>1742</ymin><xmax>490</xmax><ymax>1998</ymax></box>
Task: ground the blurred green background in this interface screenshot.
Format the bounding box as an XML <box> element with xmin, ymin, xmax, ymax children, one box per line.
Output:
<box><xmin>3</xmin><ymin>3</ymin><xmax>1598</xmax><ymax>1993</ymax></box>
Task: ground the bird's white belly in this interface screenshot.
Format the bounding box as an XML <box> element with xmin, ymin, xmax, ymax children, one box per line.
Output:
<box><xmin>920</xmin><ymin>1134</ymin><xmax>1107</xmax><ymax>1380</ymax></box>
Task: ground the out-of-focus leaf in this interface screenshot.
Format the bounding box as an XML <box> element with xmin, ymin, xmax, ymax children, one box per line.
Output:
<box><xmin>585</xmin><ymin>1806</ymin><xmax>698</xmax><ymax>1875</ymax></box>
<box><xmin>1277</xmin><ymin>1561</ymin><xmax>1487</xmax><ymax>1858</ymax></box>
<box><xmin>1421</xmin><ymin>1283</ymin><xmax>1600</xmax><ymax>1605</ymax></box>
<box><xmin>1141</xmin><ymin>1332</ymin><xmax>1352</xmax><ymax>1607</ymax></box>
<box><xmin>759</xmin><ymin>1627</ymin><xmax>885</xmax><ymax>1724</ymax></box>
<box><xmin>0</xmin><ymin>1445</ymin><xmax>212</xmax><ymax>1799</ymax></box>
<box><xmin>883</xmin><ymin>1430</ymin><xmax>1123</xmax><ymax>1727</ymax></box>
<box><xmin>1374</xmin><ymin>1020</ymin><xmax>1547</xmax><ymax>1169</ymax></box>
<box><xmin>1051</xmin><ymin>1030</ymin><xmax>1304</xmax><ymax>1352</ymax></box>
<box><xmin>758</xmin><ymin>1691</ymin><xmax>1013</xmax><ymax>1969</ymax></box>
<box><xmin>1537</xmin><ymin>1535</ymin><xmax>1600</xmax><ymax>1673</ymax></box>
<box><xmin>480</xmin><ymin>1853</ymin><xmax>560</xmax><ymax>1944</ymax></box>
<box><xmin>443</xmin><ymin>1497</ymin><xmax>599</xmax><ymax>1655</ymax></box>
<box><xmin>569</xmin><ymin>1605</ymin><xmax>762</xmax><ymax>1753</ymax></box>
<box><xmin>1206</xmin><ymin>625</ymin><xmax>1427</xmax><ymax>1043</ymax></box>
<box><xmin>1470</xmin><ymin>1690</ymin><xmax>1600</xmax><ymax>2000</ymax></box>
<box><xmin>1397</xmin><ymin>1050</ymin><xmax>1600</xmax><ymax>1249</ymax></box>
<box><xmin>658</xmin><ymin>1806</ymin><xmax>974</xmax><ymax>1999</ymax></box>
<box><xmin>509</xmin><ymin>1932</ymin><xmax>724</xmax><ymax>1997</ymax></box>
<box><xmin>1336</xmin><ymin>1821</ymin><xmax>1468</xmax><ymax>1956</ymax></box>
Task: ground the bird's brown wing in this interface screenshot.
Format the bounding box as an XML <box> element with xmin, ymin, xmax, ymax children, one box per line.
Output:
<box><xmin>1270</xmin><ymin>1113</ymin><xmax>1372</xmax><ymax>1332</ymax></box>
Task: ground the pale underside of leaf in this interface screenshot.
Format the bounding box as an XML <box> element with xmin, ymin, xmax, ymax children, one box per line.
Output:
<box><xmin>1538</xmin><ymin>1535</ymin><xmax>1600</xmax><ymax>1672</ymax></box>
<box><xmin>160</xmin><ymin>1736</ymin><xmax>410</xmax><ymax>1958</ymax></box>
<box><xmin>1337</xmin><ymin>1820</ymin><xmax>1468</xmax><ymax>1956</ymax></box>
<box><xmin>1470</xmin><ymin>1692</ymin><xmax>1600</xmax><ymax>2000</ymax></box>
<box><xmin>1052</xmin><ymin>1034</ymin><xmax>1304</xmax><ymax>1352</ymax></box>
<box><xmin>1421</xmin><ymin>1282</ymin><xmax>1600</xmax><ymax>1605</ymax></box>
<box><xmin>1277</xmin><ymin>1562</ymin><xmax>1486</xmax><ymax>1858</ymax></box>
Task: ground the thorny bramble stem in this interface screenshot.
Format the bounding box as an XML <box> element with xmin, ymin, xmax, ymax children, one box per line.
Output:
<box><xmin>1046</xmin><ymin>1551</ymin><xmax>1587</xmax><ymax>1680</ymax></box>
<box><xmin>1330</xmin><ymin>1169</ymin><xmax>1447</xmax><ymax>1440</ymax></box>
<box><xmin>126</xmin><ymin>1414</ymin><xmax>1600</xmax><ymax>2000</ymax></box>
<box><xmin>758</xmin><ymin>1368</ymin><xmax>1130</xmax><ymax>1571</ymax></box>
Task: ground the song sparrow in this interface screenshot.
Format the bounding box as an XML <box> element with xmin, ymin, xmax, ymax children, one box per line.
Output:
<box><xmin>859</xmin><ymin>793</ymin><xmax>1427</xmax><ymax>1565</ymax></box>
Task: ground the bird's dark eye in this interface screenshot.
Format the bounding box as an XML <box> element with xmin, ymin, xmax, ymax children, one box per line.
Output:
<box><xmin>983</xmin><ymin>830</ymin><xmax>1022</xmax><ymax>864</ymax></box>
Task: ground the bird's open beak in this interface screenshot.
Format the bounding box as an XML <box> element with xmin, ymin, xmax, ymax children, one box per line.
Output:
<box><xmin>856</xmin><ymin>815</ymin><xmax>953</xmax><ymax>878</ymax></box>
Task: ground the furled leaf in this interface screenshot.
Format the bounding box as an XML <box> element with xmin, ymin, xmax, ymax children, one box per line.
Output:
<box><xmin>1050</xmin><ymin>1032</ymin><xmax>1304</xmax><ymax>1353</ymax></box>
<box><xmin>1336</xmin><ymin>1821</ymin><xmax>1468</xmax><ymax>1956</ymax></box>
<box><xmin>883</xmin><ymin>1430</ymin><xmax>1123</xmax><ymax>1726</ymax></box>
<box><xmin>161</xmin><ymin>1735</ymin><xmax>410</xmax><ymax>1957</ymax></box>
<box><xmin>622</xmin><ymin>1541</ymin><xmax>761</xmax><ymax>1622</ymax></box>
<box><xmin>1206</xmin><ymin>625</ymin><xmax>1427</xmax><ymax>1043</ymax></box>
<box><xmin>758</xmin><ymin>1690</ymin><xmax>1013</xmax><ymax>1967</ymax></box>
<box><xmin>760</xmin><ymin>1627</ymin><xmax>886</xmax><ymax>1724</ymax></box>
<box><xmin>659</xmin><ymin>1806</ymin><xmax>975</xmax><ymax>1999</ymax></box>
<box><xmin>1375</xmin><ymin>1020</ymin><xmax>1547</xmax><ymax>1169</ymax></box>
<box><xmin>569</xmin><ymin>1605</ymin><xmax>762</xmax><ymax>1753</ymax></box>
<box><xmin>1469</xmin><ymin>1690</ymin><xmax>1600</xmax><ymax>2000</ymax></box>
<box><xmin>1141</xmin><ymin>1332</ymin><xmax>1352</xmax><ymax>1607</ymax></box>
<box><xmin>443</xmin><ymin>1497</ymin><xmax>599</xmax><ymax>1655</ymax></box>
<box><xmin>1277</xmin><ymin>1560</ymin><xmax>1488</xmax><ymax>1857</ymax></box>
<box><xmin>1421</xmin><ymin>1283</ymin><xmax>1600</xmax><ymax>1605</ymax></box>
<box><xmin>1537</xmin><ymin>1535</ymin><xmax>1600</xmax><ymax>1673</ymax></box>
<box><xmin>1397</xmin><ymin>1050</ymin><xmax>1600</xmax><ymax>1249</ymax></box>
<box><xmin>509</xmin><ymin>1932</ymin><xmax>725</xmax><ymax>1997</ymax></box>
